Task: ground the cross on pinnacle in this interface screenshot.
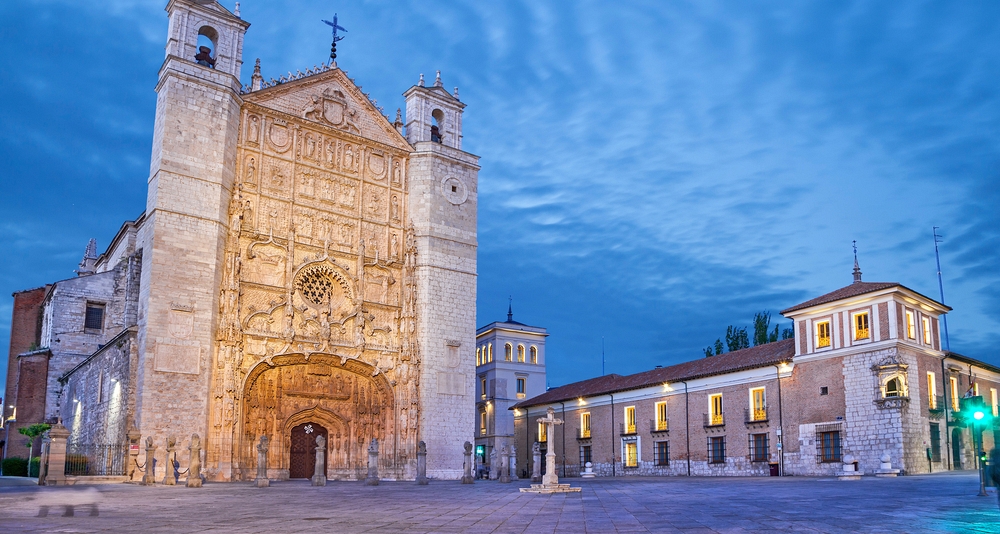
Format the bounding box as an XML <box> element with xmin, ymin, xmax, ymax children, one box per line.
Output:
<box><xmin>322</xmin><ymin>14</ymin><xmax>347</xmax><ymax>61</ymax></box>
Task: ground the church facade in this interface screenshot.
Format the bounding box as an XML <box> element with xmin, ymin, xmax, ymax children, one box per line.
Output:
<box><xmin>3</xmin><ymin>0</ymin><xmax>479</xmax><ymax>482</ymax></box>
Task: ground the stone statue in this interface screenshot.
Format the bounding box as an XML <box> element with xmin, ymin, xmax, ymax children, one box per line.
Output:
<box><xmin>489</xmin><ymin>448</ymin><xmax>499</xmax><ymax>480</ymax></box>
<box><xmin>365</xmin><ymin>438</ymin><xmax>379</xmax><ymax>486</ymax></box>
<box><xmin>312</xmin><ymin>435</ymin><xmax>327</xmax><ymax>486</ymax></box>
<box><xmin>186</xmin><ymin>433</ymin><xmax>203</xmax><ymax>488</ymax></box>
<box><xmin>255</xmin><ymin>435</ymin><xmax>269</xmax><ymax>488</ymax></box>
<box><xmin>509</xmin><ymin>444</ymin><xmax>518</xmax><ymax>481</ymax></box>
<box><xmin>245</xmin><ymin>157</ymin><xmax>256</xmax><ymax>185</ymax></box>
<box><xmin>499</xmin><ymin>446</ymin><xmax>511</xmax><ymax>483</ymax></box>
<box><xmin>461</xmin><ymin>441</ymin><xmax>475</xmax><ymax>484</ymax></box>
<box><xmin>142</xmin><ymin>436</ymin><xmax>156</xmax><ymax>486</ymax></box>
<box><xmin>531</xmin><ymin>442</ymin><xmax>542</xmax><ymax>483</ymax></box>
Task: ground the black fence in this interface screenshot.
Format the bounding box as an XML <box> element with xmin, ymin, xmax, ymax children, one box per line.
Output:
<box><xmin>65</xmin><ymin>443</ymin><xmax>128</xmax><ymax>476</ymax></box>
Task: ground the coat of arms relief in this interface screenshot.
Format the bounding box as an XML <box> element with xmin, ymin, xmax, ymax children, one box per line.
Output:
<box><xmin>303</xmin><ymin>88</ymin><xmax>361</xmax><ymax>134</ymax></box>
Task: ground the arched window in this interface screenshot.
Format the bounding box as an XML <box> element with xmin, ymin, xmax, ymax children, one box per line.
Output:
<box><xmin>505</xmin><ymin>343</ymin><xmax>513</xmax><ymax>362</ymax></box>
<box><xmin>517</xmin><ymin>344</ymin><xmax>525</xmax><ymax>363</ymax></box>
<box><xmin>195</xmin><ymin>26</ymin><xmax>218</xmax><ymax>69</ymax></box>
<box><xmin>530</xmin><ymin>346</ymin><xmax>538</xmax><ymax>364</ymax></box>
<box><xmin>885</xmin><ymin>377</ymin><xmax>901</xmax><ymax>398</ymax></box>
<box><xmin>431</xmin><ymin>109</ymin><xmax>444</xmax><ymax>143</ymax></box>
<box><xmin>476</xmin><ymin>347</ymin><xmax>482</xmax><ymax>366</ymax></box>
<box><xmin>487</xmin><ymin>343</ymin><xmax>493</xmax><ymax>363</ymax></box>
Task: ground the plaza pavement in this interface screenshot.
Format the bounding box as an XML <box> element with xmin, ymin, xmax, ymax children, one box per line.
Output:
<box><xmin>0</xmin><ymin>471</ymin><xmax>997</xmax><ymax>533</ymax></box>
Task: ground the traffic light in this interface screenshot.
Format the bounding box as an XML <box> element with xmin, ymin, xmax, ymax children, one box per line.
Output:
<box><xmin>957</xmin><ymin>396</ymin><xmax>991</xmax><ymax>427</ymax></box>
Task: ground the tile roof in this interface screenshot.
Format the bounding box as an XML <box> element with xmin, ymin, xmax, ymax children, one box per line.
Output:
<box><xmin>780</xmin><ymin>281</ymin><xmax>901</xmax><ymax>314</ymax></box>
<box><xmin>512</xmin><ymin>338</ymin><xmax>795</xmax><ymax>409</ymax></box>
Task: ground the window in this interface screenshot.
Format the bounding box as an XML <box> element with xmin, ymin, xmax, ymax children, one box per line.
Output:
<box><xmin>430</xmin><ymin>109</ymin><xmax>444</xmax><ymax>143</ymax></box>
<box><xmin>655</xmin><ymin>402</ymin><xmax>668</xmax><ymax>431</ymax></box>
<box><xmin>623</xmin><ymin>441</ymin><xmax>638</xmax><ymax>467</ymax></box>
<box><xmin>922</xmin><ymin>317</ymin><xmax>932</xmax><ymax>344</ymax></box>
<box><xmin>654</xmin><ymin>441</ymin><xmax>669</xmax><ymax>466</ymax></box>
<box><xmin>749</xmin><ymin>433</ymin><xmax>769</xmax><ymax>462</ymax></box>
<box><xmin>84</xmin><ymin>303</ymin><xmax>105</xmax><ymax>331</ymax></box>
<box><xmin>516</xmin><ymin>377</ymin><xmax>526</xmax><ymax>399</ymax></box>
<box><xmin>97</xmin><ymin>373</ymin><xmax>104</xmax><ymax>404</ymax></box>
<box><xmin>885</xmin><ymin>377</ymin><xmax>901</xmax><ymax>397</ymax></box>
<box><xmin>927</xmin><ymin>372</ymin><xmax>937</xmax><ymax>409</ymax></box>
<box><xmin>624</xmin><ymin>406</ymin><xmax>636</xmax><ymax>434</ymax></box>
<box><xmin>815</xmin><ymin>320</ymin><xmax>831</xmax><ymax>348</ymax></box>
<box><xmin>750</xmin><ymin>388</ymin><xmax>766</xmax><ymax>421</ymax></box>
<box><xmin>480</xmin><ymin>377</ymin><xmax>487</xmax><ymax>399</ymax></box>
<box><xmin>950</xmin><ymin>377</ymin><xmax>959</xmax><ymax>411</ymax></box>
<box><xmin>820</xmin><ymin>386</ymin><xmax>829</xmax><ymax>396</ymax></box>
<box><xmin>580</xmin><ymin>412</ymin><xmax>591</xmax><ymax>438</ymax></box>
<box><xmin>480</xmin><ymin>411</ymin><xmax>487</xmax><ymax>436</ymax></box>
<box><xmin>517</xmin><ymin>344</ymin><xmax>525</xmax><ymax>363</ymax></box>
<box><xmin>487</xmin><ymin>343</ymin><xmax>493</xmax><ymax>363</ymax></box>
<box><xmin>906</xmin><ymin>310</ymin><xmax>916</xmax><ymax>339</ymax></box>
<box><xmin>929</xmin><ymin>423</ymin><xmax>941</xmax><ymax>462</ymax></box>
<box><xmin>504</xmin><ymin>343</ymin><xmax>512</xmax><ymax>362</ymax></box>
<box><xmin>530</xmin><ymin>346</ymin><xmax>538</xmax><ymax>364</ymax></box>
<box><xmin>580</xmin><ymin>445</ymin><xmax>592</xmax><ymax>465</ymax></box>
<box><xmin>992</xmin><ymin>388</ymin><xmax>998</xmax><ymax>417</ymax></box>
<box><xmin>476</xmin><ymin>347</ymin><xmax>481</xmax><ymax>366</ymax></box>
<box><xmin>538</xmin><ymin>422</ymin><xmax>547</xmax><ymax>443</ymax></box>
<box><xmin>819</xmin><ymin>431</ymin><xmax>841</xmax><ymax>462</ymax></box>
<box><xmin>853</xmin><ymin>311</ymin><xmax>870</xmax><ymax>340</ymax></box>
<box><xmin>708</xmin><ymin>436</ymin><xmax>726</xmax><ymax>464</ymax></box>
<box><xmin>709</xmin><ymin>394</ymin><xmax>724</xmax><ymax>426</ymax></box>
<box><xmin>974</xmin><ymin>383</ymin><xmax>980</xmax><ymax>397</ymax></box>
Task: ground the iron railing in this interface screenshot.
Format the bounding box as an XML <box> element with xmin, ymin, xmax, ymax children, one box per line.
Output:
<box><xmin>65</xmin><ymin>443</ymin><xmax>128</xmax><ymax>476</ymax></box>
<box><xmin>650</xmin><ymin>418</ymin><xmax>669</xmax><ymax>433</ymax></box>
<box><xmin>703</xmin><ymin>413</ymin><xmax>724</xmax><ymax>428</ymax></box>
<box><xmin>745</xmin><ymin>406</ymin><xmax>768</xmax><ymax>424</ymax></box>
<box><xmin>619</xmin><ymin>422</ymin><xmax>637</xmax><ymax>436</ymax></box>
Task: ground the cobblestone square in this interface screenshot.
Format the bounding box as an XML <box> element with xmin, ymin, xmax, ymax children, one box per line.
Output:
<box><xmin>0</xmin><ymin>472</ymin><xmax>997</xmax><ymax>533</ymax></box>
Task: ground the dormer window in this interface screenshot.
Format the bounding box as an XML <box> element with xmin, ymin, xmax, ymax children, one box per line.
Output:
<box><xmin>815</xmin><ymin>320</ymin><xmax>831</xmax><ymax>348</ymax></box>
<box><xmin>921</xmin><ymin>317</ymin><xmax>932</xmax><ymax>345</ymax></box>
<box><xmin>853</xmin><ymin>312</ymin><xmax>870</xmax><ymax>341</ymax></box>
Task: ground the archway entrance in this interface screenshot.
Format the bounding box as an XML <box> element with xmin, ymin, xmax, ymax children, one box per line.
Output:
<box><xmin>289</xmin><ymin>422</ymin><xmax>328</xmax><ymax>479</ymax></box>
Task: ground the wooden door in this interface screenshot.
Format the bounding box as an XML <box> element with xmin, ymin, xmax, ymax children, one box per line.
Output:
<box><xmin>289</xmin><ymin>422</ymin><xmax>328</xmax><ymax>478</ymax></box>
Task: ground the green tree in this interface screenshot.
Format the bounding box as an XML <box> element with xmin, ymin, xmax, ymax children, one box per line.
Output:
<box><xmin>725</xmin><ymin>325</ymin><xmax>750</xmax><ymax>352</ymax></box>
<box><xmin>18</xmin><ymin>423</ymin><xmax>51</xmax><ymax>454</ymax></box>
<box><xmin>703</xmin><ymin>338</ymin><xmax>725</xmax><ymax>358</ymax></box>
<box><xmin>705</xmin><ymin>311</ymin><xmax>794</xmax><ymax>357</ymax></box>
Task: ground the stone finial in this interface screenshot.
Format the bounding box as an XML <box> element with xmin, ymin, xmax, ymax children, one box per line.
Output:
<box><xmin>251</xmin><ymin>58</ymin><xmax>263</xmax><ymax>91</ymax></box>
<box><xmin>234</xmin><ymin>2</ymin><xmax>241</xmax><ymax>17</ymax></box>
<box><xmin>76</xmin><ymin>238</ymin><xmax>98</xmax><ymax>276</ymax></box>
<box><xmin>418</xmin><ymin>73</ymin><xmax>425</xmax><ymax>87</ymax></box>
<box><xmin>852</xmin><ymin>240</ymin><xmax>862</xmax><ymax>283</ymax></box>
<box><xmin>453</xmin><ymin>86</ymin><xmax>460</xmax><ymax>99</ymax></box>
<box><xmin>418</xmin><ymin>440</ymin><xmax>427</xmax><ymax>454</ymax></box>
<box><xmin>434</xmin><ymin>70</ymin><xmax>442</xmax><ymax>87</ymax></box>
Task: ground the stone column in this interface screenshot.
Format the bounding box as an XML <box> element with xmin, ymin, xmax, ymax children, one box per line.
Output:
<box><xmin>499</xmin><ymin>445</ymin><xmax>511</xmax><ymax>483</ymax></box>
<box><xmin>126</xmin><ymin>429</ymin><xmax>141</xmax><ymax>482</ymax></box>
<box><xmin>509</xmin><ymin>444</ymin><xmax>518</xmax><ymax>481</ymax></box>
<box><xmin>142</xmin><ymin>436</ymin><xmax>156</xmax><ymax>486</ymax></box>
<box><xmin>531</xmin><ymin>442</ymin><xmax>542</xmax><ymax>483</ymax></box>
<box><xmin>186</xmin><ymin>434</ymin><xmax>203</xmax><ymax>488</ymax></box>
<box><xmin>312</xmin><ymin>435</ymin><xmax>327</xmax><ymax>486</ymax></box>
<box><xmin>364</xmin><ymin>438</ymin><xmax>380</xmax><ymax>486</ymax></box>
<box><xmin>416</xmin><ymin>441</ymin><xmax>429</xmax><ymax>485</ymax></box>
<box><xmin>255</xmin><ymin>435</ymin><xmax>269</xmax><ymax>488</ymax></box>
<box><xmin>461</xmin><ymin>441</ymin><xmax>475</xmax><ymax>484</ymax></box>
<box><xmin>38</xmin><ymin>433</ymin><xmax>53</xmax><ymax>485</ymax></box>
<box><xmin>489</xmin><ymin>447</ymin><xmax>499</xmax><ymax>480</ymax></box>
<box><xmin>162</xmin><ymin>436</ymin><xmax>177</xmax><ymax>485</ymax></box>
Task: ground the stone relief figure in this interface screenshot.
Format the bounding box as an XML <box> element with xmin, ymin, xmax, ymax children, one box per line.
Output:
<box><xmin>247</xmin><ymin>116</ymin><xmax>260</xmax><ymax>143</ymax></box>
<box><xmin>390</xmin><ymin>234</ymin><xmax>398</xmax><ymax>260</ymax></box>
<box><xmin>245</xmin><ymin>157</ymin><xmax>256</xmax><ymax>185</ymax></box>
<box><xmin>301</xmin><ymin>171</ymin><xmax>315</xmax><ymax>197</ymax></box>
<box><xmin>241</xmin><ymin>201</ymin><xmax>254</xmax><ymax>232</ymax></box>
<box><xmin>305</xmin><ymin>133</ymin><xmax>317</xmax><ymax>159</ymax></box>
<box><xmin>390</xmin><ymin>196</ymin><xmax>399</xmax><ymax>221</ymax></box>
<box><xmin>369</xmin><ymin>192</ymin><xmax>380</xmax><ymax>215</ymax></box>
<box><xmin>326</xmin><ymin>140</ymin><xmax>336</xmax><ymax>166</ymax></box>
<box><xmin>303</xmin><ymin>95</ymin><xmax>322</xmax><ymax>121</ymax></box>
<box><xmin>392</xmin><ymin>161</ymin><xmax>402</xmax><ymax>186</ymax></box>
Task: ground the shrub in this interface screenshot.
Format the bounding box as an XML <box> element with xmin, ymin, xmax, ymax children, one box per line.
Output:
<box><xmin>28</xmin><ymin>456</ymin><xmax>41</xmax><ymax>477</ymax></box>
<box><xmin>2</xmin><ymin>457</ymin><xmax>29</xmax><ymax>477</ymax></box>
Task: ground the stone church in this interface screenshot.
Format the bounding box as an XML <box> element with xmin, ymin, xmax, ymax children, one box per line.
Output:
<box><xmin>2</xmin><ymin>0</ymin><xmax>478</xmax><ymax>482</ymax></box>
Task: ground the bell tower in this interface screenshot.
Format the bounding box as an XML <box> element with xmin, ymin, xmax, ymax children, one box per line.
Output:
<box><xmin>135</xmin><ymin>0</ymin><xmax>249</xmax><ymax>475</ymax></box>
<box><xmin>403</xmin><ymin>72</ymin><xmax>479</xmax><ymax>478</ymax></box>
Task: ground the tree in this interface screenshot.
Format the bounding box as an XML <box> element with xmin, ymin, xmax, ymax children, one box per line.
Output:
<box><xmin>18</xmin><ymin>423</ymin><xmax>51</xmax><ymax>455</ymax></box>
<box><xmin>705</xmin><ymin>311</ymin><xmax>794</xmax><ymax>357</ymax></box>
<box><xmin>703</xmin><ymin>338</ymin><xmax>725</xmax><ymax>358</ymax></box>
<box><xmin>725</xmin><ymin>325</ymin><xmax>750</xmax><ymax>352</ymax></box>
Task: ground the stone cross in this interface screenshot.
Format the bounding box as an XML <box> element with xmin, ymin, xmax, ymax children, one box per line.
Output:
<box><xmin>186</xmin><ymin>433</ymin><xmax>203</xmax><ymax>488</ymax></box>
<box><xmin>255</xmin><ymin>435</ymin><xmax>269</xmax><ymax>488</ymax></box>
<box><xmin>509</xmin><ymin>444</ymin><xmax>518</xmax><ymax>481</ymax></box>
<box><xmin>537</xmin><ymin>407</ymin><xmax>563</xmax><ymax>486</ymax></box>
<box><xmin>416</xmin><ymin>441</ymin><xmax>429</xmax><ymax>485</ymax></box>
<box><xmin>531</xmin><ymin>442</ymin><xmax>542</xmax><ymax>483</ymax></box>
<box><xmin>163</xmin><ymin>436</ymin><xmax>177</xmax><ymax>485</ymax></box>
<box><xmin>142</xmin><ymin>436</ymin><xmax>156</xmax><ymax>486</ymax></box>
<box><xmin>461</xmin><ymin>441</ymin><xmax>475</xmax><ymax>484</ymax></box>
<box><xmin>498</xmin><ymin>445</ymin><xmax>511</xmax><ymax>483</ymax></box>
<box><xmin>365</xmin><ymin>438</ymin><xmax>380</xmax><ymax>486</ymax></box>
<box><xmin>312</xmin><ymin>435</ymin><xmax>327</xmax><ymax>486</ymax></box>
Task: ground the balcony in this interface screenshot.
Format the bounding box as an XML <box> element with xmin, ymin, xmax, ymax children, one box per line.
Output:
<box><xmin>816</xmin><ymin>337</ymin><xmax>831</xmax><ymax>349</ymax></box>
<box><xmin>928</xmin><ymin>395</ymin><xmax>945</xmax><ymax>419</ymax></box>
<box><xmin>619</xmin><ymin>422</ymin><xmax>637</xmax><ymax>436</ymax></box>
<box><xmin>703</xmin><ymin>413</ymin><xmax>724</xmax><ymax>428</ymax></box>
<box><xmin>577</xmin><ymin>428</ymin><xmax>591</xmax><ymax>440</ymax></box>
<box><xmin>745</xmin><ymin>406</ymin><xmax>768</xmax><ymax>425</ymax></box>
<box><xmin>650</xmin><ymin>419</ymin><xmax>669</xmax><ymax>433</ymax></box>
<box><xmin>516</xmin><ymin>392</ymin><xmax>526</xmax><ymax>399</ymax></box>
<box><xmin>855</xmin><ymin>327</ymin><xmax>870</xmax><ymax>340</ymax></box>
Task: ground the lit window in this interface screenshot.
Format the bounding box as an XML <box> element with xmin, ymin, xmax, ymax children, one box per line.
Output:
<box><xmin>517</xmin><ymin>344</ymin><xmax>525</xmax><ymax>362</ymax></box>
<box><xmin>480</xmin><ymin>377</ymin><xmax>487</xmax><ymax>399</ymax></box>
<box><xmin>815</xmin><ymin>321</ymin><xmax>831</xmax><ymax>348</ymax></box>
<box><xmin>516</xmin><ymin>377</ymin><xmax>526</xmax><ymax>399</ymax></box>
<box><xmin>950</xmin><ymin>377</ymin><xmax>959</xmax><ymax>411</ymax></box>
<box><xmin>927</xmin><ymin>372</ymin><xmax>937</xmax><ymax>409</ymax></box>
<box><xmin>538</xmin><ymin>422</ymin><xmax>547</xmax><ymax>443</ymax></box>
<box><xmin>85</xmin><ymin>303</ymin><xmax>105</xmax><ymax>332</ymax></box>
<box><xmin>708</xmin><ymin>436</ymin><xmax>726</xmax><ymax>464</ymax></box>
<box><xmin>820</xmin><ymin>431</ymin><xmax>841</xmax><ymax>462</ymax></box>
<box><xmin>476</xmin><ymin>347</ymin><xmax>481</xmax><ymax>366</ymax></box>
<box><xmin>853</xmin><ymin>312</ymin><xmax>870</xmax><ymax>340</ymax></box>
<box><xmin>885</xmin><ymin>377</ymin><xmax>901</xmax><ymax>398</ymax></box>
<box><xmin>655</xmin><ymin>402</ymin><xmax>668</xmax><ymax>431</ymax></box>
<box><xmin>530</xmin><ymin>346</ymin><xmax>537</xmax><ymax>364</ymax></box>
<box><xmin>580</xmin><ymin>412</ymin><xmax>591</xmax><ymax>438</ymax></box>
<box><xmin>974</xmin><ymin>383</ymin><xmax>980</xmax><ymax>397</ymax></box>
<box><xmin>906</xmin><ymin>310</ymin><xmax>916</xmax><ymax>339</ymax></box>
<box><xmin>922</xmin><ymin>317</ymin><xmax>932</xmax><ymax>345</ymax></box>
<box><xmin>750</xmin><ymin>388</ymin><xmax>766</xmax><ymax>421</ymax></box>
<box><xmin>992</xmin><ymin>389</ymin><xmax>998</xmax><ymax>417</ymax></box>
<box><xmin>624</xmin><ymin>406</ymin><xmax>636</xmax><ymax>434</ymax></box>
<box><xmin>624</xmin><ymin>441</ymin><xmax>638</xmax><ymax>467</ymax></box>
<box><xmin>709</xmin><ymin>394</ymin><xmax>724</xmax><ymax>426</ymax></box>
<box><xmin>488</xmin><ymin>343</ymin><xmax>493</xmax><ymax>362</ymax></box>
<box><xmin>480</xmin><ymin>411</ymin><xmax>487</xmax><ymax>436</ymax></box>
<box><xmin>505</xmin><ymin>343</ymin><xmax>512</xmax><ymax>362</ymax></box>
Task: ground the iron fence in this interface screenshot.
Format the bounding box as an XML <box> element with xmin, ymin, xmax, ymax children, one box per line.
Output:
<box><xmin>65</xmin><ymin>443</ymin><xmax>128</xmax><ymax>476</ymax></box>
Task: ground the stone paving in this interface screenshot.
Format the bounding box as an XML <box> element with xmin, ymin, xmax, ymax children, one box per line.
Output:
<box><xmin>0</xmin><ymin>472</ymin><xmax>997</xmax><ymax>533</ymax></box>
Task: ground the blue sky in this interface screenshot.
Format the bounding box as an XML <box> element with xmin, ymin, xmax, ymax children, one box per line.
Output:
<box><xmin>1</xmin><ymin>1</ymin><xmax>997</xmax><ymax>397</ymax></box>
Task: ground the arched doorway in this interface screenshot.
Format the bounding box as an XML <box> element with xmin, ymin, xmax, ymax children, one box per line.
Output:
<box><xmin>289</xmin><ymin>422</ymin><xmax>328</xmax><ymax>479</ymax></box>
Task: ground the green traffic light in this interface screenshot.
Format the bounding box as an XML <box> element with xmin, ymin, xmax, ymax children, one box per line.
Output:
<box><xmin>974</xmin><ymin>411</ymin><xmax>985</xmax><ymax>420</ymax></box>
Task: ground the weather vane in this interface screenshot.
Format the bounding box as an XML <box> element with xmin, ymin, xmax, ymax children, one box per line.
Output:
<box><xmin>322</xmin><ymin>14</ymin><xmax>347</xmax><ymax>62</ymax></box>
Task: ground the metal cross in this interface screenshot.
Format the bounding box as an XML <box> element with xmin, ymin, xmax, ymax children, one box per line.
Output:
<box><xmin>322</xmin><ymin>14</ymin><xmax>347</xmax><ymax>42</ymax></box>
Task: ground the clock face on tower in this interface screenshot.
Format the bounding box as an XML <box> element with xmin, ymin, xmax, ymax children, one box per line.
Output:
<box><xmin>441</xmin><ymin>176</ymin><xmax>469</xmax><ymax>205</ymax></box>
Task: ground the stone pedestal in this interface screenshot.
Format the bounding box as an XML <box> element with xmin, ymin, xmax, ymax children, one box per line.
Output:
<box><xmin>509</xmin><ymin>445</ymin><xmax>518</xmax><ymax>481</ymax></box>
<box><xmin>531</xmin><ymin>442</ymin><xmax>542</xmax><ymax>483</ymax></box>
<box><xmin>520</xmin><ymin>408</ymin><xmax>581</xmax><ymax>493</ymax></box>
<box><xmin>499</xmin><ymin>446</ymin><xmax>511</xmax><ymax>483</ymax></box>
<box><xmin>837</xmin><ymin>454</ymin><xmax>862</xmax><ymax>481</ymax></box>
<box><xmin>162</xmin><ymin>436</ymin><xmax>177</xmax><ymax>485</ymax></box>
<box><xmin>581</xmin><ymin>461</ymin><xmax>596</xmax><ymax>478</ymax></box>
<box><xmin>460</xmin><ymin>441</ymin><xmax>475</xmax><ymax>484</ymax></box>
<box><xmin>126</xmin><ymin>429</ymin><xmax>141</xmax><ymax>482</ymax></box>
<box><xmin>255</xmin><ymin>435</ymin><xmax>270</xmax><ymax>488</ymax></box>
<box><xmin>875</xmin><ymin>452</ymin><xmax>900</xmax><ymax>478</ymax></box>
<box><xmin>364</xmin><ymin>438</ymin><xmax>380</xmax><ymax>486</ymax></box>
<box><xmin>489</xmin><ymin>448</ymin><xmax>499</xmax><ymax>480</ymax></box>
<box><xmin>43</xmin><ymin>424</ymin><xmax>70</xmax><ymax>486</ymax></box>
<box><xmin>186</xmin><ymin>434</ymin><xmax>203</xmax><ymax>488</ymax></box>
<box><xmin>416</xmin><ymin>441</ymin><xmax>429</xmax><ymax>485</ymax></box>
<box><xmin>520</xmin><ymin>483</ymin><xmax>582</xmax><ymax>494</ymax></box>
<box><xmin>142</xmin><ymin>436</ymin><xmax>157</xmax><ymax>486</ymax></box>
<box><xmin>312</xmin><ymin>435</ymin><xmax>327</xmax><ymax>486</ymax></box>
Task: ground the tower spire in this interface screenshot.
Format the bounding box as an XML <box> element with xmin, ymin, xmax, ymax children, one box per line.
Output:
<box><xmin>507</xmin><ymin>296</ymin><xmax>513</xmax><ymax>322</ymax></box>
<box><xmin>76</xmin><ymin>238</ymin><xmax>98</xmax><ymax>276</ymax></box>
<box><xmin>852</xmin><ymin>240</ymin><xmax>862</xmax><ymax>283</ymax></box>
